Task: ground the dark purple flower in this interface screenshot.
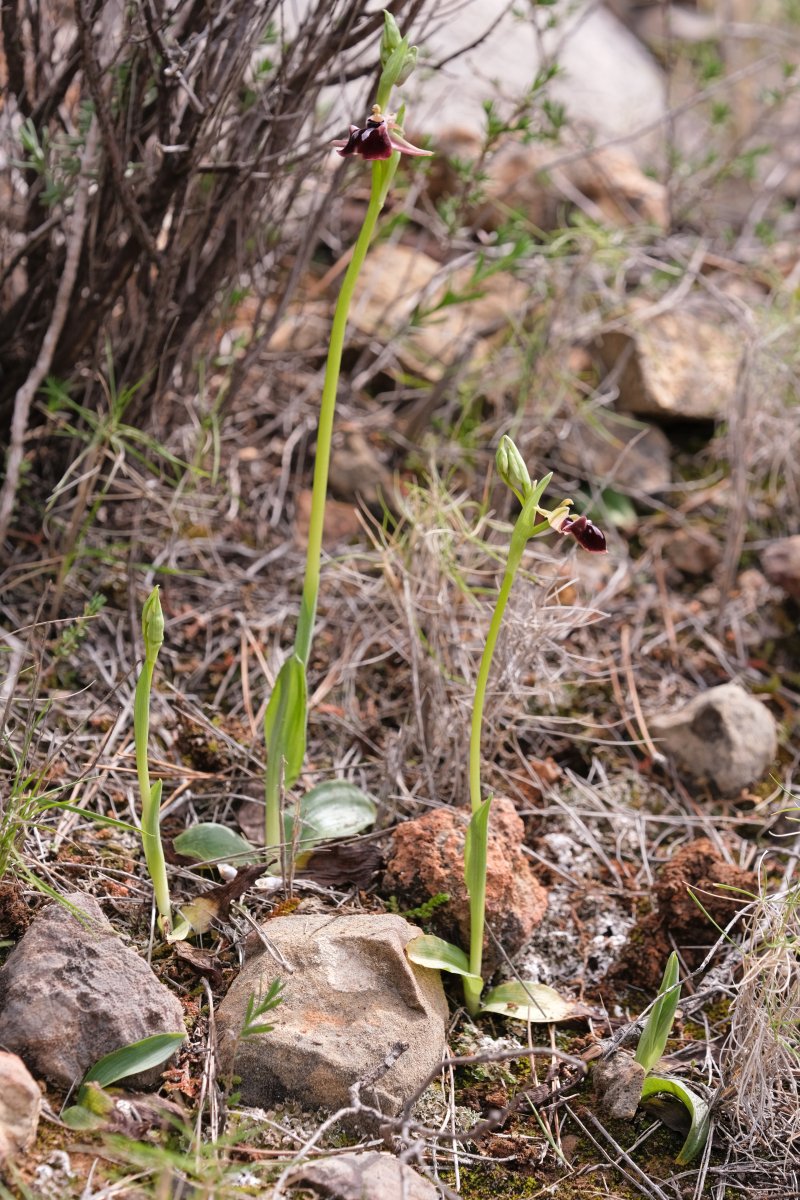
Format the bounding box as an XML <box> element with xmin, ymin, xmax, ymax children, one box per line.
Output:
<box><xmin>559</xmin><ymin>514</ymin><xmax>607</xmax><ymax>554</ymax></box>
<box><xmin>333</xmin><ymin>105</ymin><xmax>432</xmax><ymax>161</ymax></box>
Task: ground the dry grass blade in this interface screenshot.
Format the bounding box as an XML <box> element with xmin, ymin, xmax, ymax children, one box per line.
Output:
<box><xmin>723</xmin><ymin>884</ymin><xmax>800</xmax><ymax>1159</ymax></box>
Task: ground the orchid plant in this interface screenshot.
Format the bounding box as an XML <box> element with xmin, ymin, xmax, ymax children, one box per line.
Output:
<box><xmin>635</xmin><ymin>953</ymin><xmax>711</xmax><ymax>1163</ymax></box>
<box><xmin>172</xmin><ymin>15</ymin><xmax>431</xmax><ymax>879</ymax></box>
<box><xmin>259</xmin><ymin>13</ymin><xmax>432</xmax><ymax>869</ymax></box>
<box><xmin>134</xmin><ymin>586</ymin><xmax>172</xmax><ymax>935</ymax></box>
<box><xmin>408</xmin><ymin>436</ymin><xmax>607</xmax><ymax>1018</ymax></box>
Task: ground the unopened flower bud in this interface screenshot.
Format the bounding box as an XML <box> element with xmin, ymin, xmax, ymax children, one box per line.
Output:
<box><xmin>559</xmin><ymin>514</ymin><xmax>607</xmax><ymax>553</ymax></box>
<box><xmin>380</xmin><ymin>11</ymin><xmax>403</xmax><ymax>64</ymax></box>
<box><xmin>379</xmin><ymin>12</ymin><xmax>419</xmax><ymax>88</ymax></box>
<box><xmin>142</xmin><ymin>585</ymin><xmax>165</xmax><ymax>656</ymax></box>
<box><xmin>496</xmin><ymin>435</ymin><xmax>532</xmax><ymax>502</ymax></box>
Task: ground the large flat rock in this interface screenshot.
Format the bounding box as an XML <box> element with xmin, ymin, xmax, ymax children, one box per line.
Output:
<box><xmin>216</xmin><ymin>912</ymin><xmax>448</xmax><ymax>1120</ymax></box>
<box><xmin>0</xmin><ymin>893</ymin><xmax>185</xmax><ymax>1091</ymax></box>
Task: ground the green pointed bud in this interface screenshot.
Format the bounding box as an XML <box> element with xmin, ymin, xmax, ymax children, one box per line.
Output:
<box><xmin>394</xmin><ymin>45</ymin><xmax>418</xmax><ymax>86</ymax></box>
<box><xmin>142</xmin><ymin>585</ymin><xmax>164</xmax><ymax>660</ymax></box>
<box><xmin>379</xmin><ymin>12</ymin><xmax>419</xmax><ymax>90</ymax></box>
<box><xmin>496</xmin><ymin>435</ymin><xmax>532</xmax><ymax>503</ymax></box>
<box><xmin>380</xmin><ymin>11</ymin><xmax>403</xmax><ymax>65</ymax></box>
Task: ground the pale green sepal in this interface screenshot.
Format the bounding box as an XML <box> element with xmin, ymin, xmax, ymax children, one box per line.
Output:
<box><xmin>480</xmin><ymin>980</ymin><xmax>572</xmax><ymax>1022</ymax></box>
<box><xmin>640</xmin><ymin>1074</ymin><xmax>711</xmax><ymax>1164</ymax></box>
<box><xmin>406</xmin><ymin>933</ymin><xmax>482</xmax><ymax>982</ymax></box>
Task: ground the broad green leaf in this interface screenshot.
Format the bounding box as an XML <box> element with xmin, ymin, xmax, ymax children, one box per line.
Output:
<box><xmin>406</xmin><ymin>934</ymin><xmax>482</xmax><ymax>982</ymax></box>
<box><xmin>480</xmin><ymin>980</ymin><xmax>573</xmax><ymax>1022</ymax></box>
<box><xmin>173</xmin><ymin>823</ymin><xmax>259</xmax><ymax>866</ymax></box>
<box><xmin>641</xmin><ymin>1074</ymin><xmax>711</xmax><ymax>1164</ymax></box>
<box><xmin>264</xmin><ymin>656</ymin><xmax>307</xmax><ymax>788</ymax></box>
<box><xmin>284</xmin><ymin>781</ymin><xmax>377</xmax><ymax>857</ymax></box>
<box><xmin>83</xmin><ymin>1032</ymin><xmax>185</xmax><ymax>1090</ymax></box>
<box><xmin>635</xmin><ymin>952</ymin><xmax>680</xmax><ymax>1072</ymax></box>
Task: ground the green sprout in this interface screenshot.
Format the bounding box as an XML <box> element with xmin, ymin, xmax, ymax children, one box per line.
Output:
<box><xmin>409</xmin><ymin>436</ymin><xmax>606</xmax><ymax>1016</ymax></box>
<box><xmin>636</xmin><ymin>952</ymin><xmax>711</xmax><ymax>1164</ymax></box>
<box><xmin>134</xmin><ymin>586</ymin><xmax>172</xmax><ymax>934</ymax></box>
<box><xmin>635</xmin><ymin>950</ymin><xmax>681</xmax><ymax>1073</ymax></box>
<box><xmin>262</xmin><ymin>12</ymin><xmax>430</xmax><ymax>862</ymax></box>
<box><xmin>241</xmin><ymin>978</ymin><xmax>284</xmax><ymax>1039</ymax></box>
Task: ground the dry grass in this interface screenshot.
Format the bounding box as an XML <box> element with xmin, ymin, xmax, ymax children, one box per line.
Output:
<box><xmin>2</xmin><ymin>6</ymin><xmax>800</xmax><ymax>1193</ymax></box>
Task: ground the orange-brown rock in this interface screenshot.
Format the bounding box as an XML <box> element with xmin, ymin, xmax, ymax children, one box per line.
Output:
<box><xmin>383</xmin><ymin>798</ymin><xmax>547</xmax><ymax>975</ymax></box>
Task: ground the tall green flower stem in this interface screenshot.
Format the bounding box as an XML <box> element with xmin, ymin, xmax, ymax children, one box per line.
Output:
<box><xmin>263</xmin><ymin>15</ymin><xmax>426</xmax><ymax>857</ymax></box>
<box><xmin>134</xmin><ymin>586</ymin><xmax>172</xmax><ymax>934</ymax></box>
<box><xmin>462</xmin><ymin>474</ymin><xmax>557</xmax><ymax>1015</ymax></box>
<box><xmin>407</xmin><ymin>437</ymin><xmax>604</xmax><ymax>1015</ymax></box>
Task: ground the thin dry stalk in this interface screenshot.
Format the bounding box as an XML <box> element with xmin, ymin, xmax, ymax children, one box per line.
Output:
<box><xmin>723</xmin><ymin>885</ymin><xmax>800</xmax><ymax>1163</ymax></box>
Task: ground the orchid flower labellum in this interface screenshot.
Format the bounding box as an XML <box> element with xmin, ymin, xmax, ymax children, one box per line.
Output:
<box><xmin>559</xmin><ymin>513</ymin><xmax>607</xmax><ymax>554</ymax></box>
<box><xmin>333</xmin><ymin>105</ymin><xmax>432</xmax><ymax>161</ymax></box>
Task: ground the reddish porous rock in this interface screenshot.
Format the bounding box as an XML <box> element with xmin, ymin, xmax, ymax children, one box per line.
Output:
<box><xmin>383</xmin><ymin>798</ymin><xmax>547</xmax><ymax>974</ymax></box>
<box><xmin>610</xmin><ymin>838</ymin><xmax>757</xmax><ymax>992</ymax></box>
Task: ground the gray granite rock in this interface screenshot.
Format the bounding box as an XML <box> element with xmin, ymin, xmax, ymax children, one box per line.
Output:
<box><xmin>216</xmin><ymin>912</ymin><xmax>448</xmax><ymax>1121</ymax></box>
<box><xmin>649</xmin><ymin>683</ymin><xmax>778</xmax><ymax>795</ymax></box>
<box><xmin>285</xmin><ymin>1151</ymin><xmax>441</xmax><ymax>1200</ymax></box>
<box><xmin>0</xmin><ymin>893</ymin><xmax>185</xmax><ymax>1091</ymax></box>
<box><xmin>0</xmin><ymin>1051</ymin><xmax>40</xmax><ymax>1165</ymax></box>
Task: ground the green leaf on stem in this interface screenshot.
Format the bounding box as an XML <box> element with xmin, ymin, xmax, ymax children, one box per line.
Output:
<box><xmin>83</xmin><ymin>1033</ymin><xmax>185</xmax><ymax>1091</ymax></box>
<box><xmin>284</xmin><ymin>780</ymin><xmax>376</xmax><ymax>860</ymax></box>
<box><xmin>173</xmin><ymin>823</ymin><xmax>259</xmax><ymax>866</ymax></box>
<box><xmin>264</xmin><ymin>655</ymin><xmax>307</xmax><ymax>788</ymax></box>
<box><xmin>464</xmin><ymin>797</ymin><xmax>491</xmax><ymax>898</ymax></box>
<box><xmin>480</xmin><ymin>980</ymin><xmax>573</xmax><ymax>1022</ymax></box>
<box><xmin>61</xmin><ymin>1033</ymin><xmax>185</xmax><ymax>1128</ymax></box>
<box><xmin>635</xmin><ymin>951</ymin><xmax>680</xmax><ymax>1072</ymax></box>
<box><xmin>406</xmin><ymin>933</ymin><xmax>482</xmax><ymax>981</ymax></box>
<box><xmin>640</xmin><ymin>1074</ymin><xmax>710</xmax><ymax>1164</ymax></box>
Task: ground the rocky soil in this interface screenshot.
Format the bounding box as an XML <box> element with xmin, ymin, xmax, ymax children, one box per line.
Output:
<box><xmin>2</xmin><ymin>2</ymin><xmax>800</xmax><ymax>1198</ymax></box>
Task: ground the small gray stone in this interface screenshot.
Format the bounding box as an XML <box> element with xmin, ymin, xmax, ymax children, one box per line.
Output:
<box><xmin>761</xmin><ymin>535</ymin><xmax>800</xmax><ymax>603</ymax></box>
<box><xmin>594</xmin><ymin>1052</ymin><xmax>647</xmax><ymax>1120</ymax></box>
<box><xmin>0</xmin><ymin>1051</ymin><xmax>40</xmax><ymax>1165</ymax></box>
<box><xmin>596</xmin><ymin>302</ymin><xmax>741</xmax><ymax>421</ymax></box>
<box><xmin>649</xmin><ymin>683</ymin><xmax>778</xmax><ymax>795</ymax></box>
<box><xmin>0</xmin><ymin>893</ymin><xmax>185</xmax><ymax>1091</ymax></box>
<box><xmin>285</xmin><ymin>1151</ymin><xmax>441</xmax><ymax>1200</ymax></box>
<box><xmin>216</xmin><ymin>913</ymin><xmax>448</xmax><ymax>1121</ymax></box>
